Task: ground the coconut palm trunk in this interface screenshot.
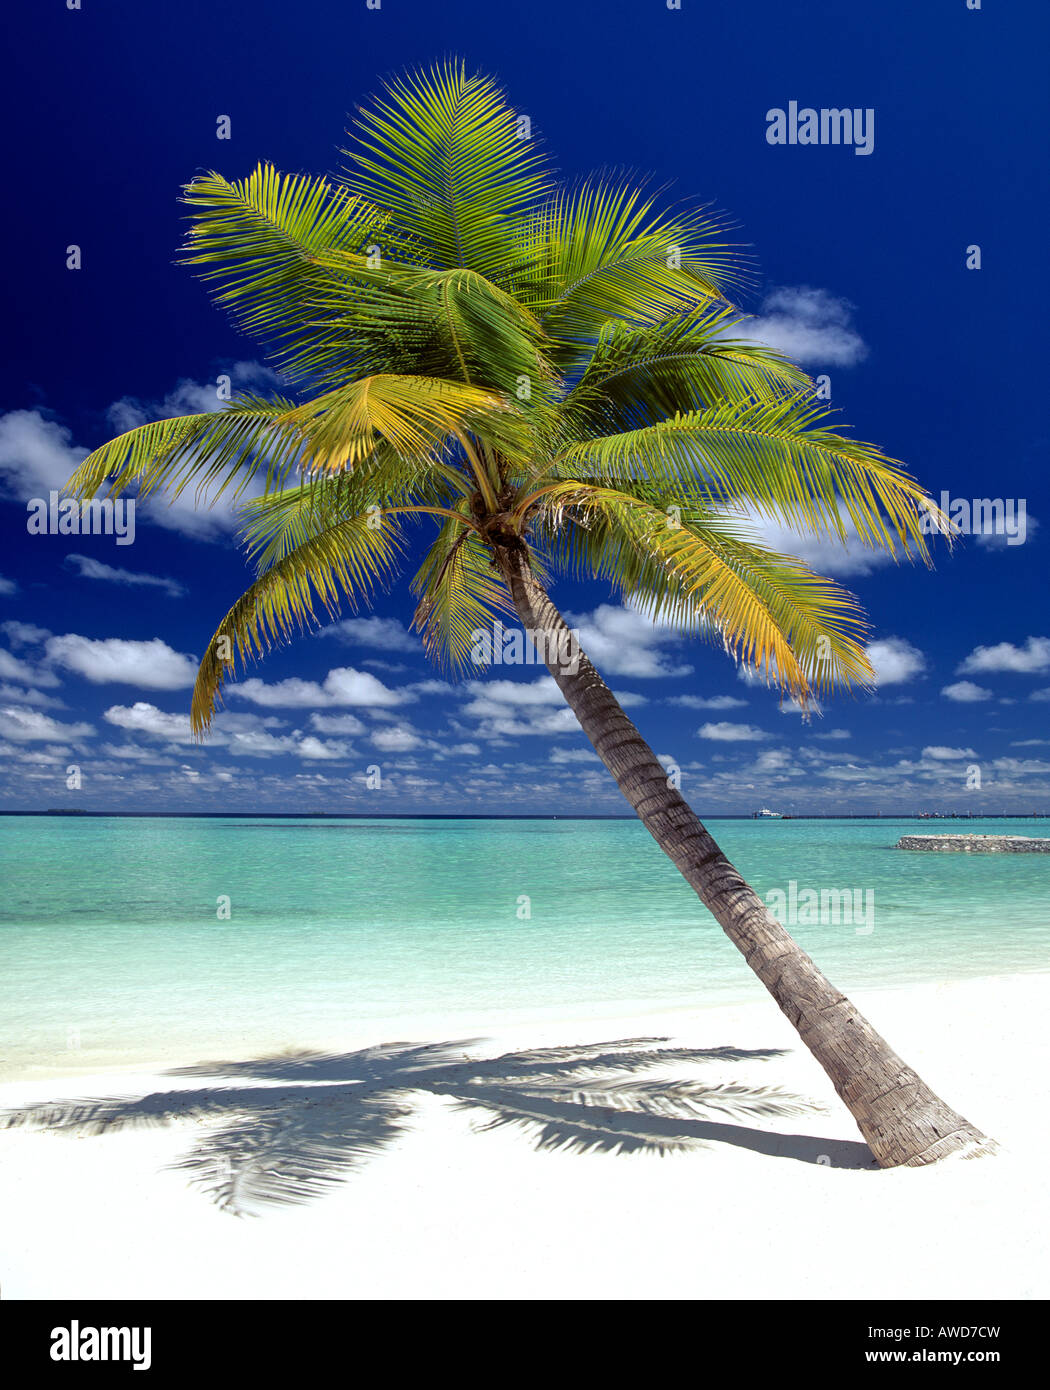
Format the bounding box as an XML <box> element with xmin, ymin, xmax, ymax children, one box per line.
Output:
<box><xmin>497</xmin><ymin>542</ymin><xmax>991</xmax><ymax>1168</ymax></box>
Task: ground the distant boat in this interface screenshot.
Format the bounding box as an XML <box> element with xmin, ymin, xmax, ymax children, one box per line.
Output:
<box><xmin>753</xmin><ymin>807</ymin><xmax>783</xmax><ymax>819</ymax></box>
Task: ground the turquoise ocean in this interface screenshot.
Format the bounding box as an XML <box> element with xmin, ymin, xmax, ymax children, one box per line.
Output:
<box><xmin>1</xmin><ymin>815</ymin><xmax>1047</xmax><ymax>1080</ymax></box>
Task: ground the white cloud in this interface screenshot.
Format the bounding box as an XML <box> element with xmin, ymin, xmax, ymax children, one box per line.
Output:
<box><xmin>698</xmin><ymin>721</ymin><xmax>769</xmax><ymax>742</ymax></box>
<box><xmin>104</xmin><ymin>362</ymin><xmax>280</xmax><ymax>433</ymax></box>
<box><xmin>295</xmin><ymin>736</ymin><xmax>351</xmax><ymax>760</ymax></box>
<box><xmin>464</xmin><ymin>677</ymin><xmax>565</xmax><ymax>708</ymax></box>
<box><xmin>958</xmin><ymin>637</ymin><xmax>1050</xmax><ymax>675</ymax></box>
<box><xmin>46</xmin><ymin>635</ymin><xmax>197</xmax><ymax>689</ymax></box>
<box><xmin>1</xmin><ymin>706</ymin><xmax>94</xmax><ymax>743</ymax></box>
<box><xmin>0</xmin><ymin>410</ymin><xmax>88</xmax><ymax>498</ymax></box>
<box><xmin>231</xmin><ymin>667</ymin><xmax>411</xmax><ymax>709</ymax></box>
<box><xmin>0</xmin><ymin>647</ymin><xmax>61</xmax><ymax>688</ymax></box>
<box><xmin>922</xmin><ymin>746</ymin><xmax>978</xmax><ymax>760</ymax></box>
<box><xmin>751</xmin><ymin>748</ymin><xmax>794</xmax><ymax>772</ymax></box>
<box><xmin>319</xmin><ymin>617</ymin><xmax>419</xmax><ymax>653</ymax></box>
<box><xmin>101</xmin><ymin>701</ymin><xmax>352</xmax><ymax>761</ymax></box>
<box><xmin>307</xmin><ymin>712</ymin><xmax>367</xmax><ymax>735</ymax></box>
<box><xmin>65</xmin><ymin>554</ymin><xmax>185</xmax><ymax>598</ymax></box>
<box><xmin>736</xmin><ymin>287</ymin><xmax>868</xmax><ymax>366</ymax></box>
<box><xmin>371</xmin><ymin>725</ymin><xmax>424</xmax><ymax>752</ymax></box>
<box><xmin>563</xmin><ymin>603</ymin><xmax>693</xmax><ymax>678</ymax></box>
<box><xmin>2</xmin><ymin>621</ymin><xmax>52</xmax><ymax>649</ymax></box>
<box><xmin>668</xmin><ymin>694</ymin><xmax>747</xmax><ymax>710</ymax></box>
<box><xmin>104</xmin><ymin>702</ymin><xmax>194</xmax><ymax>741</ymax></box>
<box><xmin>813</xmin><ymin>728</ymin><xmax>851</xmax><ymax>740</ymax></box>
<box><xmin>0</xmin><ymin>683</ymin><xmax>65</xmax><ymax>708</ymax></box>
<box><xmin>942</xmin><ymin>680</ymin><xmax>993</xmax><ymax>703</ymax></box>
<box><xmin>550</xmin><ymin>747</ymin><xmax>599</xmax><ymax>764</ymax></box>
<box><xmin>0</xmin><ymin>576</ymin><xmax>16</xmax><ymax>595</ymax></box>
<box><xmin>867</xmin><ymin>637</ymin><xmax>926</xmax><ymax>686</ymax></box>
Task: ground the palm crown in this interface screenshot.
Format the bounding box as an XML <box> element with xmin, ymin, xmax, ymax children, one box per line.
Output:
<box><xmin>68</xmin><ymin>60</ymin><xmax>943</xmax><ymax>734</ymax></box>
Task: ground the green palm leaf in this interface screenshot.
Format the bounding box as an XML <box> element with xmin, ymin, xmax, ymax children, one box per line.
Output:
<box><xmin>410</xmin><ymin>509</ymin><xmax>516</xmax><ymax>671</ymax></box>
<box><xmin>533</xmin><ymin>482</ymin><xmax>872</xmax><ymax>699</ymax></box>
<box><xmin>66</xmin><ymin>396</ymin><xmax>303</xmax><ymax>504</ymax></box>
<box><xmin>192</xmin><ymin>510</ymin><xmax>406</xmax><ymax>734</ymax></box>
<box><xmin>341</xmin><ymin>60</ymin><xmax>549</xmax><ymax>280</ymax></box>
<box><xmin>180</xmin><ymin>164</ymin><xmax>387</xmax><ymax>381</ymax></box>
<box><xmin>551</xmin><ymin>394</ymin><xmax>948</xmax><ymax>560</ymax></box>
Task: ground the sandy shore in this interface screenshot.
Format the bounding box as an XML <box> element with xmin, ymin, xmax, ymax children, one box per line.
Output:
<box><xmin>1</xmin><ymin>971</ymin><xmax>1046</xmax><ymax>1300</ymax></box>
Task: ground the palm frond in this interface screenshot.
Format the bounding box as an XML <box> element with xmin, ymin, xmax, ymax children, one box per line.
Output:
<box><xmin>552</xmin><ymin>394</ymin><xmax>950</xmax><ymax>561</ymax></box>
<box><xmin>533</xmin><ymin>483</ymin><xmax>873</xmax><ymax>699</ymax></box>
<box><xmin>238</xmin><ymin>451</ymin><xmax>468</xmax><ymax>572</ymax></box>
<box><xmin>410</xmin><ymin>509</ymin><xmax>515</xmax><ymax>671</ymax></box>
<box><xmin>191</xmin><ymin>510</ymin><xmax>405</xmax><ymax>733</ymax></box>
<box><xmin>341</xmin><ymin>59</ymin><xmax>550</xmax><ymax>280</ymax></box>
<box><xmin>180</xmin><ymin>164</ymin><xmax>387</xmax><ymax>380</ymax></box>
<box><xmin>284</xmin><ymin>373</ymin><xmax>520</xmax><ymax>472</ymax></box>
<box><xmin>304</xmin><ymin>263</ymin><xmax>554</xmax><ymax>400</ymax></box>
<box><xmin>514</xmin><ymin>177</ymin><xmax>746</xmax><ymax>361</ymax></box>
<box><xmin>561</xmin><ymin>303</ymin><xmax>811</xmax><ymax>433</ymax></box>
<box><xmin>66</xmin><ymin>396</ymin><xmax>303</xmax><ymax>504</ymax></box>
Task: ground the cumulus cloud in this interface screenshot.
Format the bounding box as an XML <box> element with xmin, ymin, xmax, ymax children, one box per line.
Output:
<box><xmin>2</xmin><ymin>621</ymin><xmax>52</xmax><ymax>649</ymax></box>
<box><xmin>46</xmin><ymin>635</ymin><xmax>197</xmax><ymax>689</ymax></box>
<box><xmin>318</xmin><ymin>617</ymin><xmax>419</xmax><ymax>653</ymax></box>
<box><xmin>65</xmin><ymin>554</ymin><xmax>185</xmax><ymax>598</ymax></box>
<box><xmin>295</xmin><ymin>736</ymin><xmax>351</xmax><ymax>761</ymax></box>
<box><xmin>2</xmin><ymin>706</ymin><xmax>94</xmax><ymax>743</ymax></box>
<box><xmin>104</xmin><ymin>702</ymin><xmax>194</xmax><ymax>742</ymax></box>
<box><xmin>0</xmin><ymin>683</ymin><xmax>65</xmax><ymax>708</ymax></box>
<box><xmin>550</xmin><ymin>747</ymin><xmax>600</xmax><ymax>764</ymax></box>
<box><xmin>0</xmin><ymin>647</ymin><xmax>61</xmax><ymax>688</ymax></box>
<box><xmin>231</xmin><ymin>667</ymin><xmax>411</xmax><ymax>709</ymax></box>
<box><xmin>698</xmin><ymin>721</ymin><xmax>769</xmax><ymax>742</ymax></box>
<box><xmin>958</xmin><ymin>637</ymin><xmax>1050</xmax><ymax>675</ymax></box>
<box><xmin>668</xmin><ymin>694</ymin><xmax>747</xmax><ymax>710</ymax></box>
<box><xmin>102</xmin><ymin>701</ymin><xmax>351</xmax><ymax>761</ymax></box>
<box><xmin>0</xmin><ymin>410</ymin><xmax>88</xmax><ymax>499</ymax></box>
<box><xmin>777</xmin><ymin>697</ymin><xmax>823</xmax><ymax>715</ymax></box>
<box><xmin>942</xmin><ymin>680</ymin><xmax>993</xmax><ymax>703</ymax></box>
<box><xmin>866</xmin><ymin>637</ymin><xmax>926</xmax><ymax>686</ymax></box>
<box><xmin>736</xmin><ymin>286</ymin><xmax>868</xmax><ymax>366</ymax></box>
<box><xmin>922</xmin><ymin>746</ymin><xmax>978</xmax><ymax>760</ymax></box>
<box><xmin>974</xmin><ymin>513</ymin><xmax>1039</xmax><ymax>550</ymax></box>
<box><xmin>370</xmin><ymin>725</ymin><xmax>424</xmax><ymax>752</ymax></box>
<box><xmin>563</xmin><ymin>603</ymin><xmax>693</xmax><ymax>678</ymax></box>
<box><xmin>307</xmin><ymin>712</ymin><xmax>367</xmax><ymax>735</ymax></box>
<box><xmin>464</xmin><ymin>678</ymin><xmax>565</xmax><ymax>708</ymax></box>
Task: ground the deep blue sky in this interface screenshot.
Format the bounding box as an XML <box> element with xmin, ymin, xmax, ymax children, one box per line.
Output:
<box><xmin>1</xmin><ymin>0</ymin><xmax>1047</xmax><ymax>814</ymax></box>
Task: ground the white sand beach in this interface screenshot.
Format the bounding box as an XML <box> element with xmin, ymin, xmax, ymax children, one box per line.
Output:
<box><xmin>1</xmin><ymin>971</ymin><xmax>1046</xmax><ymax>1301</ymax></box>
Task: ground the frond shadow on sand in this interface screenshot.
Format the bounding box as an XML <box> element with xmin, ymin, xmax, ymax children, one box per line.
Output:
<box><xmin>0</xmin><ymin>1037</ymin><xmax>875</xmax><ymax>1215</ymax></box>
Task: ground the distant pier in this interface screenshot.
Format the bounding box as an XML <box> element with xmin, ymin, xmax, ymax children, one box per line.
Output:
<box><xmin>897</xmin><ymin>834</ymin><xmax>1050</xmax><ymax>853</ymax></box>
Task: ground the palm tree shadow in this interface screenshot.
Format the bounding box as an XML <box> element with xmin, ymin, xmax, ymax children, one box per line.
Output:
<box><xmin>0</xmin><ymin>1037</ymin><xmax>875</xmax><ymax>1215</ymax></box>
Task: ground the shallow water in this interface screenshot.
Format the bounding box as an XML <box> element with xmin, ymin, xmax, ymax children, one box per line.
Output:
<box><xmin>1</xmin><ymin>815</ymin><xmax>1047</xmax><ymax>1078</ymax></box>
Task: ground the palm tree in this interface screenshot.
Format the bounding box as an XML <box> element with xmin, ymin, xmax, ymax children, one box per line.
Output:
<box><xmin>67</xmin><ymin>61</ymin><xmax>991</xmax><ymax>1168</ymax></box>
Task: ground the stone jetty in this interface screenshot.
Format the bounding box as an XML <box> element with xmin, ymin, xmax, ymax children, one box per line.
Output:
<box><xmin>897</xmin><ymin>834</ymin><xmax>1050</xmax><ymax>853</ymax></box>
